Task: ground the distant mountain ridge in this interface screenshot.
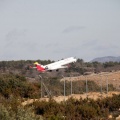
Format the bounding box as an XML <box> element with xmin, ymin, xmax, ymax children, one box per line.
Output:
<box><xmin>91</xmin><ymin>56</ymin><xmax>120</xmax><ymax>63</ymax></box>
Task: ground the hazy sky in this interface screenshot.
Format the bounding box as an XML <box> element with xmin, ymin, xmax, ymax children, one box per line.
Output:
<box><xmin>0</xmin><ymin>0</ymin><xmax>120</xmax><ymax>61</ymax></box>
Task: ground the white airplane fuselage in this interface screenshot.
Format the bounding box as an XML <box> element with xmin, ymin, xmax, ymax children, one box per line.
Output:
<box><xmin>34</xmin><ymin>57</ymin><xmax>77</xmax><ymax>72</ymax></box>
<box><xmin>45</xmin><ymin>57</ymin><xmax>76</xmax><ymax>70</ymax></box>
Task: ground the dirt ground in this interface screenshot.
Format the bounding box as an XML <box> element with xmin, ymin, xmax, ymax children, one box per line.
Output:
<box><xmin>61</xmin><ymin>71</ymin><xmax>120</xmax><ymax>89</ymax></box>
<box><xmin>22</xmin><ymin>91</ymin><xmax>120</xmax><ymax>106</ymax></box>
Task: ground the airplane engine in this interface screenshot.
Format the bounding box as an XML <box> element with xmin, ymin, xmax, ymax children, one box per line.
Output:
<box><xmin>45</xmin><ymin>66</ymin><xmax>48</xmax><ymax>70</ymax></box>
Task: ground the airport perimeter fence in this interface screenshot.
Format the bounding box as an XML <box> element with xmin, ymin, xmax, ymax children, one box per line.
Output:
<box><xmin>39</xmin><ymin>72</ymin><xmax>120</xmax><ymax>98</ymax></box>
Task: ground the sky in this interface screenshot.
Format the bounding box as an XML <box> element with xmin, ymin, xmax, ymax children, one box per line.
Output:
<box><xmin>0</xmin><ymin>0</ymin><xmax>120</xmax><ymax>62</ymax></box>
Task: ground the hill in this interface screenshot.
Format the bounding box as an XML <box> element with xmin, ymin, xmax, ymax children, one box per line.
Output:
<box><xmin>91</xmin><ymin>56</ymin><xmax>120</xmax><ymax>63</ymax></box>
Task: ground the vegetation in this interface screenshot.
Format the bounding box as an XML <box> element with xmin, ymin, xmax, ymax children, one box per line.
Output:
<box><xmin>30</xmin><ymin>94</ymin><xmax>120</xmax><ymax>120</ymax></box>
<box><xmin>0</xmin><ymin>59</ymin><xmax>120</xmax><ymax>119</ymax></box>
<box><xmin>0</xmin><ymin>92</ymin><xmax>120</xmax><ymax>119</ymax></box>
<box><xmin>0</xmin><ymin>74</ymin><xmax>41</xmax><ymax>99</ymax></box>
<box><xmin>0</xmin><ymin>103</ymin><xmax>41</xmax><ymax>120</ymax></box>
<box><xmin>0</xmin><ymin>74</ymin><xmax>114</xmax><ymax>98</ymax></box>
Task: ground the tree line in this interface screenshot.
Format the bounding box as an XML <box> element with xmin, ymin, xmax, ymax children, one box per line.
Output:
<box><xmin>0</xmin><ymin>59</ymin><xmax>120</xmax><ymax>77</ymax></box>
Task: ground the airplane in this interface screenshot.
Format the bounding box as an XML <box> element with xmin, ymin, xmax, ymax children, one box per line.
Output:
<box><xmin>30</xmin><ymin>57</ymin><xmax>77</xmax><ymax>72</ymax></box>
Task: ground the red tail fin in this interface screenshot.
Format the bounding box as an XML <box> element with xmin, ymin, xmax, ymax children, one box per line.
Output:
<box><xmin>36</xmin><ymin>65</ymin><xmax>45</xmax><ymax>72</ymax></box>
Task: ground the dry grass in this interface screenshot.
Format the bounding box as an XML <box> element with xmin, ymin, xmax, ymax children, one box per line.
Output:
<box><xmin>61</xmin><ymin>71</ymin><xmax>120</xmax><ymax>89</ymax></box>
<box><xmin>22</xmin><ymin>91</ymin><xmax>120</xmax><ymax>106</ymax></box>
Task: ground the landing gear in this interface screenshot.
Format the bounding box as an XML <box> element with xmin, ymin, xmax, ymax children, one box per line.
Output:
<box><xmin>56</xmin><ymin>69</ymin><xmax>59</xmax><ymax>72</ymax></box>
